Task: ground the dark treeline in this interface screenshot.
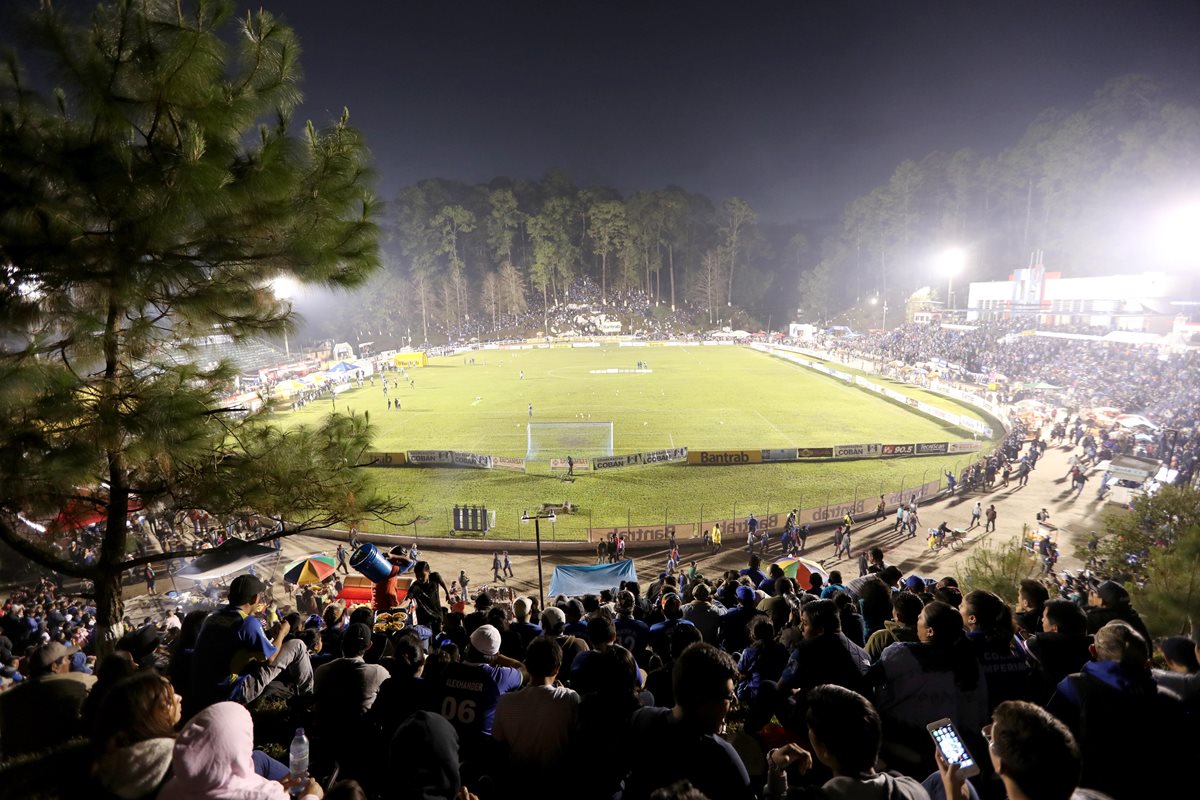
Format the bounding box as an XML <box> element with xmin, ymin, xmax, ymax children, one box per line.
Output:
<box><xmin>307</xmin><ymin>75</ymin><xmax>1199</xmax><ymax>345</ymax></box>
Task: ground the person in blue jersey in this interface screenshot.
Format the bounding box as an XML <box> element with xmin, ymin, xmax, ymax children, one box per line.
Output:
<box><xmin>187</xmin><ymin>574</ymin><xmax>312</xmax><ymax>717</ymax></box>
<box><xmin>614</xmin><ymin>590</ymin><xmax>652</xmax><ymax>668</ymax></box>
<box><xmin>740</xmin><ymin>554</ymin><xmax>769</xmax><ymax>587</ymax></box>
<box><xmin>649</xmin><ymin>594</ymin><xmax>696</xmax><ymax>660</ymax></box>
<box><xmin>717</xmin><ymin>585</ymin><xmax>766</xmax><ymax>654</ymax></box>
<box><xmin>427</xmin><ymin>624</ymin><xmax>525</xmax><ymax>750</ymax></box>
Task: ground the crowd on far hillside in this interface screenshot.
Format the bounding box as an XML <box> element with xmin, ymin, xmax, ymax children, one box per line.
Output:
<box><xmin>827</xmin><ymin>321</ymin><xmax>1200</xmax><ymax>486</ymax></box>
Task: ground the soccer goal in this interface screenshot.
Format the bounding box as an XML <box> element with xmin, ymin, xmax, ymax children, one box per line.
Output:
<box><xmin>527</xmin><ymin>421</ymin><xmax>614</xmax><ymax>460</ymax></box>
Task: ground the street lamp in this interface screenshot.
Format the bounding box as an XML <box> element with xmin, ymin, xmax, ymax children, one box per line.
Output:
<box><xmin>936</xmin><ymin>247</ymin><xmax>967</xmax><ymax>311</ymax></box>
<box><xmin>520</xmin><ymin>509</ymin><xmax>556</xmax><ymax>609</ymax></box>
<box><xmin>869</xmin><ymin>295</ymin><xmax>887</xmax><ymax>330</ymax></box>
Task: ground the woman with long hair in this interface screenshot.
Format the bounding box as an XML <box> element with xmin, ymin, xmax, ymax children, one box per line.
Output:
<box><xmin>93</xmin><ymin>671</ymin><xmax>182</xmax><ymax>799</ymax></box>
<box><xmin>869</xmin><ymin>601</ymin><xmax>988</xmax><ymax>775</ymax></box>
<box><xmin>962</xmin><ymin>589</ymin><xmax>1033</xmax><ymax>711</ymax></box>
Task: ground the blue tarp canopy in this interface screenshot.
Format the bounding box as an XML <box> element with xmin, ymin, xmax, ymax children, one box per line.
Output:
<box><xmin>548</xmin><ymin>561</ymin><xmax>637</xmax><ymax>597</ymax></box>
<box><xmin>326</xmin><ymin>361</ymin><xmax>359</xmax><ymax>373</ymax></box>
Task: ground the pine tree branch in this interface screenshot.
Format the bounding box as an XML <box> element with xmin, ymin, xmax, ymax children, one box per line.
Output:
<box><xmin>0</xmin><ymin>516</ymin><xmax>94</xmax><ymax>579</ymax></box>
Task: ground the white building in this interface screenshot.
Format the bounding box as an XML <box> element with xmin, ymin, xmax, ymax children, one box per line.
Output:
<box><xmin>966</xmin><ymin>257</ymin><xmax>1190</xmax><ymax>332</ymax></box>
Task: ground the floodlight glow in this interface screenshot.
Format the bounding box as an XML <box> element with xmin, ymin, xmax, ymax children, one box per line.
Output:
<box><xmin>936</xmin><ymin>247</ymin><xmax>967</xmax><ymax>276</ymax></box>
<box><xmin>270</xmin><ymin>276</ymin><xmax>299</xmax><ymax>300</ymax></box>
<box><xmin>1156</xmin><ymin>202</ymin><xmax>1200</xmax><ymax>264</ymax></box>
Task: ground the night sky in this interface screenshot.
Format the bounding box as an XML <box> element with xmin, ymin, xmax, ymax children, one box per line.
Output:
<box><xmin>48</xmin><ymin>1</ymin><xmax>1200</xmax><ymax>223</ymax></box>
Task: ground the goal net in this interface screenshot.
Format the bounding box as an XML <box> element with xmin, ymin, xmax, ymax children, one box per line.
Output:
<box><xmin>527</xmin><ymin>421</ymin><xmax>614</xmax><ymax>460</ymax></box>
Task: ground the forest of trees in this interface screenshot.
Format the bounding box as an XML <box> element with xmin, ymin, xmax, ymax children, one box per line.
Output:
<box><xmin>305</xmin><ymin>75</ymin><xmax>1200</xmax><ymax>346</ymax></box>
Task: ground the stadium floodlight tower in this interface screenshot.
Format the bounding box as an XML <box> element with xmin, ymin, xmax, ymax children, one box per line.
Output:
<box><xmin>520</xmin><ymin>509</ymin><xmax>556</xmax><ymax>609</ymax></box>
<box><xmin>936</xmin><ymin>247</ymin><xmax>967</xmax><ymax>311</ymax></box>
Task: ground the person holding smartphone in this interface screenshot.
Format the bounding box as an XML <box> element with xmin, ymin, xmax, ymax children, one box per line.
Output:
<box><xmin>934</xmin><ymin>701</ymin><xmax>1082</xmax><ymax>800</ymax></box>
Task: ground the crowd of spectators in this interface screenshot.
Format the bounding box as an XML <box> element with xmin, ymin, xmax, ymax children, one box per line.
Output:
<box><xmin>827</xmin><ymin>321</ymin><xmax>1200</xmax><ymax>485</ymax></box>
<box><xmin>435</xmin><ymin>277</ymin><xmax>712</xmax><ymax>344</ymax></box>
<box><xmin>2</xmin><ymin>533</ymin><xmax>1196</xmax><ymax>800</ymax></box>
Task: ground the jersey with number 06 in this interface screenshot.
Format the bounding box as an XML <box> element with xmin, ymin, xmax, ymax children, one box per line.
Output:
<box><xmin>436</xmin><ymin>660</ymin><xmax>522</xmax><ymax>737</ymax></box>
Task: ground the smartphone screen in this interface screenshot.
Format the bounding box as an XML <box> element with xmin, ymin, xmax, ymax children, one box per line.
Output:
<box><xmin>930</xmin><ymin>722</ymin><xmax>976</xmax><ymax>771</ymax></box>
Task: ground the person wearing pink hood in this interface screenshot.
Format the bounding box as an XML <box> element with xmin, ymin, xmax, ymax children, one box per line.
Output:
<box><xmin>159</xmin><ymin>702</ymin><xmax>322</xmax><ymax>800</ymax></box>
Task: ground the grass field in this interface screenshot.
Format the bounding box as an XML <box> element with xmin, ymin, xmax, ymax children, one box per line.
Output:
<box><xmin>278</xmin><ymin>345</ymin><xmax>1000</xmax><ymax>539</ymax></box>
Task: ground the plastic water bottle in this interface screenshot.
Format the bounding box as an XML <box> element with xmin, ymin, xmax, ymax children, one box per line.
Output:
<box><xmin>288</xmin><ymin>728</ymin><xmax>309</xmax><ymax>797</ymax></box>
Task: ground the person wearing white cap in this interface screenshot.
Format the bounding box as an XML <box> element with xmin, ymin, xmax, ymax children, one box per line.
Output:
<box><xmin>430</xmin><ymin>624</ymin><xmax>526</xmax><ymax>740</ymax></box>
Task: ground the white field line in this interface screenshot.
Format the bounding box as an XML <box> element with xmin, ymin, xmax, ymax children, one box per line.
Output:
<box><xmin>755</xmin><ymin>409</ymin><xmax>789</xmax><ymax>441</ymax></box>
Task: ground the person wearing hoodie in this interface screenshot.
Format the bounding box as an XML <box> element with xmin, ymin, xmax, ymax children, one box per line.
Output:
<box><xmin>763</xmin><ymin>685</ymin><xmax>929</xmax><ymax>800</ymax></box>
<box><xmin>158</xmin><ymin>702</ymin><xmax>322</xmax><ymax>800</ymax></box>
<box><xmin>1023</xmin><ymin>600</ymin><xmax>1093</xmax><ymax>704</ymax></box>
<box><xmin>93</xmin><ymin>671</ymin><xmax>181</xmax><ymax>800</ymax></box>
<box><xmin>1047</xmin><ymin>619</ymin><xmax>1191</xmax><ymax>800</ymax></box>
<box><xmin>1083</xmin><ymin>580</ymin><xmax>1150</xmax><ymax>644</ymax></box>
<box><xmin>864</xmin><ymin>592</ymin><xmax>923</xmax><ymax>661</ymax></box>
<box><xmin>390</xmin><ymin>710</ymin><xmax>476</xmax><ymax>800</ymax></box>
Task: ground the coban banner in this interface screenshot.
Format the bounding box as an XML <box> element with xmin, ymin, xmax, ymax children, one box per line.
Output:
<box><xmin>451</xmin><ymin>451</ymin><xmax>492</xmax><ymax>469</ymax></box>
<box><xmin>915</xmin><ymin>442</ymin><xmax>949</xmax><ymax>455</ymax></box>
<box><xmin>406</xmin><ymin>450</ymin><xmax>455</xmax><ymax>466</ymax></box>
<box><xmin>593</xmin><ymin>454</ymin><xmax>637</xmax><ymax>470</ymax></box>
<box><xmin>594</xmin><ymin>447</ymin><xmax>688</xmax><ymax>469</ymax></box>
<box><xmin>686</xmin><ymin>449</ymin><xmax>763</xmax><ymax>466</ymax></box>
<box><xmin>643</xmin><ymin>447</ymin><xmax>688</xmax><ymax>464</ymax></box>
<box><xmin>833</xmin><ymin>443</ymin><xmax>882</xmax><ymax>458</ymax></box>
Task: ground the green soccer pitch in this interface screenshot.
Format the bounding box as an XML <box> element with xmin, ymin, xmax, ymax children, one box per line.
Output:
<box><xmin>278</xmin><ymin>345</ymin><xmax>1002</xmax><ymax>539</ymax></box>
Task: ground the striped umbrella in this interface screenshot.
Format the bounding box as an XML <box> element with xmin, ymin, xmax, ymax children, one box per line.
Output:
<box><xmin>772</xmin><ymin>557</ymin><xmax>828</xmax><ymax>590</ymax></box>
<box><xmin>283</xmin><ymin>555</ymin><xmax>338</xmax><ymax>585</ymax></box>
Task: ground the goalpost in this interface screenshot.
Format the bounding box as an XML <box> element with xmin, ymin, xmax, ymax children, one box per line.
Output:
<box><xmin>527</xmin><ymin>421</ymin><xmax>615</xmax><ymax>460</ymax></box>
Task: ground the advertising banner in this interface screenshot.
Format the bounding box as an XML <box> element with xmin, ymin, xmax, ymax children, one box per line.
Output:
<box><xmin>642</xmin><ymin>447</ymin><xmax>688</xmax><ymax>465</ymax></box>
<box><xmin>881</xmin><ymin>444</ymin><xmax>916</xmax><ymax>456</ymax></box>
<box><xmin>550</xmin><ymin>457</ymin><xmax>593</xmax><ymax>472</ymax></box>
<box><xmin>687</xmin><ymin>449</ymin><xmax>764</xmax><ymax>466</ymax></box>
<box><xmin>915</xmin><ymin>442</ymin><xmax>949</xmax><ymax>455</ymax></box>
<box><xmin>366</xmin><ymin>451</ymin><xmax>408</xmax><ymax>466</ymax></box>
<box><xmin>593</xmin><ymin>454</ymin><xmax>639</xmax><ymax>470</ymax></box>
<box><xmin>594</xmin><ymin>448</ymin><xmax>688</xmax><ymax>469</ymax></box>
<box><xmin>947</xmin><ymin>440</ymin><xmax>983</xmax><ymax>453</ymax></box>
<box><xmin>761</xmin><ymin>448</ymin><xmax>799</xmax><ymax>462</ymax></box>
<box><xmin>406</xmin><ymin>450</ymin><xmax>454</xmax><ymax>466</ymax></box>
<box><xmin>451</xmin><ymin>451</ymin><xmax>492</xmax><ymax>469</ymax></box>
<box><xmin>489</xmin><ymin>456</ymin><xmax>526</xmax><ymax>472</ymax></box>
<box><xmin>587</xmin><ymin>523</ymin><xmax>693</xmax><ymax>544</ymax></box>
<box><xmin>833</xmin><ymin>443</ymin><xmax>882</xmax><ymax>458</ymax></box>
<box><xmin>796</xmin><ymin>447</ymin><xmax>834</xmax><ymax>458</ymax></box>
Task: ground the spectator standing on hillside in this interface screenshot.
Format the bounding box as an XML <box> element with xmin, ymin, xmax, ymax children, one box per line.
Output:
<box><xmin>984</xmin><ymin>504</ymin><xmax>997</xmax><ymax>532</ymax></box>
<box><xmin>969</xmin><ymin>502</ymin><xmax>982</xmax><ymax>530</ymax></box>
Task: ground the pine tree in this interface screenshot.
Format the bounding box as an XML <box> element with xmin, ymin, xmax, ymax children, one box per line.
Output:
<box><xmin>0</xmin><ymin>0</ymin><xmax>396</xmax><ymax>648</ymax></box>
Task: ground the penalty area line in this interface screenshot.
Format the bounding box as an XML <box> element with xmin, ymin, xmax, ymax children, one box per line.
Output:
<box><xmin>755</xmin><ymin>409</ymin><xmax>789</xmax><ymax>440</ymax></box>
